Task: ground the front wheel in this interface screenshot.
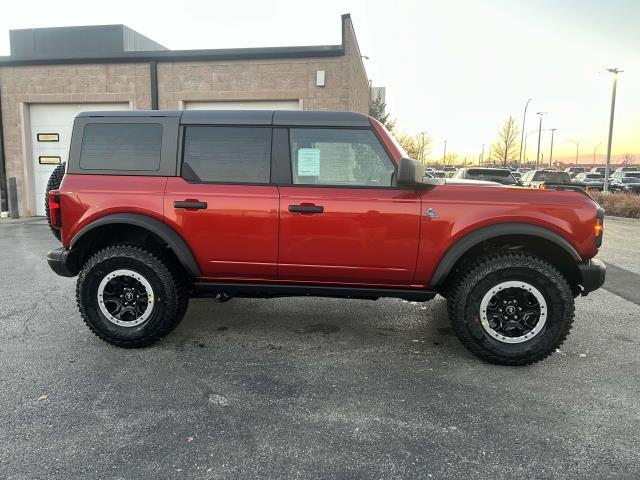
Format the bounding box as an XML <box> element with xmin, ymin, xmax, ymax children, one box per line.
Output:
<box><xmin>447</xmin><ymin>252</ymin><xmax>575</xmax><ymax>366</ymax></box>
<box><xmin>76</xmin><ymin>245</ymin><xmax>188</xmax><ymax>348</ymax></box>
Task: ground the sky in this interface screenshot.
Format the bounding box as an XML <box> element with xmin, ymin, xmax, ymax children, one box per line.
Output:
<box><xmin>0</xmin><ymin>0</ymin><xmax>638</xmax><ymax>164</ymax></box>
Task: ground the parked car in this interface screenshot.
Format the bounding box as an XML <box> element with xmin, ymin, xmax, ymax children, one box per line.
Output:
<box><xmin>610</xmin><ymin>171</ymin><xmax>640</xmax><ymax>180</ymax></box>
<box><xmin>45</xmin><ymin>109</ymin><xmax>605</xmax><ymax>366</ymax></box>
<box><xmin>520</xmin><ymin>170</ymin><xmax>574</xmax><ymax>189</ymax></box>
<box><xmin>512</xmin><ymin>171</ymin><xmax>522</xmax><ymax>182</ymax></box>
<box><xmin>516</xmin><ymin>167</ymin><xmax>532</xmax><ymax>174</ymax></box>
<box><xmin>590</xmin><ymin>166</ymin><xmax>612</xmax><ymax>175</ymax></box>
<box><xmin>610</xmin><ymin>177</ymin><xmax>640</xmax><ymax>193</ymax></box>
<box><xmin>615</xmin><ymin>166</ymin><xmax>640</xmax><ymax>173</ymax></box>
<box><xmin>564</xmin><ymin>167</ymin><xmax>585</xmax><ymax>179</ymax></box>
<box><xmin>572</xmin><ymin>173</ymin><xmax>605</xmax><ymax>191</ymax></box>
<box><xmin>452</xmin><ymin>167</ymin><xmax>519</xmax><ymax>185</ymax></box>
<box><xmin>431</xmin><ymin>170</ymin><xmax>447</xmax><ymax>178</ymax></box>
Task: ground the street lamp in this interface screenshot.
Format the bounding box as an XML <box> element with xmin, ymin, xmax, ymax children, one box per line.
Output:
<box><xmin>565</xmin><ymin>139</ymin><xmax>579</xmax><ymax>165</ymax></box>
<box><xmin>548</xmin><ymin>128</ymin><xmax>557</xmax><ymax>167</ymax></box>
<box><xmin>535</xmin><ymin>112</ymin><xmax>546</xmax><ymax>170</ymax></box>
<box><xmin>604</xmin><ymin>68</ymin><xmax>623</xmax><ymax>192</ymax></box>
<box><xmin>592</xmin><ymin>142</ymin><xmax>602</xmax><ymax>167</ymax></box>
<box><xmin>519</xmin><ymin>98</ymin><xmax>532</xmax><ymax>165</ymax></box>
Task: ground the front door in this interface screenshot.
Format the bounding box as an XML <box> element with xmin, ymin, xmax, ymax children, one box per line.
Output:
<box><xmin>164</xmin><ymin>126</ymin><xmax>278</xmax><ymax>280</ymax></box>
<box><xmin>278</xmin><ymin>128</ymin><xmax>422</xmax><ymax>286</ymax></box>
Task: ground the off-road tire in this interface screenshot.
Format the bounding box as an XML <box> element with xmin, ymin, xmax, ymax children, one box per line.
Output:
<box><xmin>447</xmin><ymin>252</ymin><xmax>574</xmax><ymax>366</ymax></box>
<box><xmin>44</xmin><ymin>162</ymin><xmax>66</xmax><ymax>241</ymax></box>
<box><xmin>76</xmin><ymin>245</ymin><xmax>189</xmax><ymax>348</ymax></box>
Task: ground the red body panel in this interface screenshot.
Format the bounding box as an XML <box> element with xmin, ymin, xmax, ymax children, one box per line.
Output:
<box><xmin>278</xmin><ymin>187</ymin><xmax>421</xmax><ymax>285</ymax></box>
<box><xmin>414</xmin><ymin>184</ymin><xmax>600</xmax><ymax>286</ymax></box>
<box><xmin>164</xmin><ymin>177</ymin><xmax>279</xmax><ymax>280</ymax></box>
<box><xmin>58</xmin><ymin>174</ymin><xmax>167</xmax><ymax>248</ymax></box>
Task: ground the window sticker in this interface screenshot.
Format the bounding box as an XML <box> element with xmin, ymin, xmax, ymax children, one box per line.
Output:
<box><xmin>297</xmin><ymin>148</ymin><xmax>321</xmax><ymax>176</ymax></box>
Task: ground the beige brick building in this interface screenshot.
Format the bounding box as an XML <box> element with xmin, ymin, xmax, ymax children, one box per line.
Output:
<box><xmin>0</xmin><ymin>14</ymin><xmax>370</xmax><ymax>216</ymax></box>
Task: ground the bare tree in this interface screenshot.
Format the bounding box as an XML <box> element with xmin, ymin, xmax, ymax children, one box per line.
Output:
<box><xmin>491</xmin><ymin>116</ymin><xmax>521</xmax><ymax>165</ymax></box>
<box><xmin>395</xmin><ymin>132</ymin><xmax>432</xmax><ymax>164</ymax></box>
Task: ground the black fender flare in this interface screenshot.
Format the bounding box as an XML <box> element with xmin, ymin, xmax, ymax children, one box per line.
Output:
<box><xmin>429</xmin><ymin>222</ymin><xmax>581</xmax><ymax>286</ymax></box>
<box><xmin>70</xmin><ymin>213</ymin><xmax>201</xmax><ymax>277</ymax></box>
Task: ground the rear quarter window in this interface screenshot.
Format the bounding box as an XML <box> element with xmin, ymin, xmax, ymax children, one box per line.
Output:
<box><xmin>80</xmin><ymin>123</ymin><xmax>162</xmax><ymax>171</ymax></box>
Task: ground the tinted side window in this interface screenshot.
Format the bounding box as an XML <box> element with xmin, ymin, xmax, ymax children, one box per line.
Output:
<box><xmin>80</xmin><ymin>123</ymin><xmax>162</xmax><ymax>171</ymax></box>
<box><xmin>182</xmin><ymin>127</ymin><xmax>271</xmax><ymax>183</ymax></box>
<box><xmin>289</xmin><ymin>128</ymin><xmax>395</xmax><ymax>186</ymax></box>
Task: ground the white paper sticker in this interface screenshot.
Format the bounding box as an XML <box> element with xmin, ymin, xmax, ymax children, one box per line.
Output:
<box><xmin>297</xmin><ymin>148</ymin><xmax>321</xmax><ymax>176</ymax></box>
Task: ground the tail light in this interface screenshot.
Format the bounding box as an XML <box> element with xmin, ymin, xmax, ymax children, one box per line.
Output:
<box><xmin>49</xmin><ymin>190</ymin><xmax>62</xmax><ymax>229</ymax></box>
<box><xmin>538</xmin><ymin>184</ymin><xmax>546</xmax><ymax>189</ymax></box>
<box><xmin>594</xmin><ymin>208</ymin><xmax>605</xmax><ymax>247</ymax></box>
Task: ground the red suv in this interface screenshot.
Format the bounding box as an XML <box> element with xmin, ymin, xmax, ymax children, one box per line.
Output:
<box><xmin>46</xmin><ymin>110</ymin><xmax>605</xmax><ymax>365</ymax></box>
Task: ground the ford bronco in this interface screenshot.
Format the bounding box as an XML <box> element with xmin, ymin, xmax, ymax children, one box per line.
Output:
<box><xmin>46</xmin><ymin>110</ymin><xmax>605</xmax><ymax>365</ymax></box>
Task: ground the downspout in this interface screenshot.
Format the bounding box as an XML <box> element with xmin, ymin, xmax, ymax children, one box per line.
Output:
<box><xmin>150</xmin><ymin>60</ymin><xmax>158</xmax><ymax>110</ymax></box>
<box><xmin>0</xmin><ymin>80</ymin><xmax>8</xmax><ymax>212</ymax></box>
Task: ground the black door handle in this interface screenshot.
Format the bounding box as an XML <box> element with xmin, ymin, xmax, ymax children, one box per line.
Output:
<box><xmin>174</xmin><ymin>200</ymin><xmax>208</xmax><ymax>209</ymax></box>
<box><xmin>288</xmin><ymin>204</ymin><xmax>324</xmax><ymax>214</ymax></box>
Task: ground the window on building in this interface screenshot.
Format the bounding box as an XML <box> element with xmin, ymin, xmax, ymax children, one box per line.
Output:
<box><xmin>80</xmin><ymin>123</ymin><xmax>162</xmax><ymax>171</ymax></box>
<box><xmin>289</xmin><ymin>129</ymin><xmax>395</xmax><ymax>187</ymax></box>
<box><xmin>182</xmin><ymin>127</ymin><xmax>271</xmax><ymax>183</ymax></box>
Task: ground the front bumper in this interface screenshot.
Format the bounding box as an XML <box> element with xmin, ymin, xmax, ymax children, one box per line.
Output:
<box><xmin>577</xmin><ymin>258</ymin><xmax>606</xmax><ymax>296</ymax></box>
<box><xmin>47</xmin><ymin>247</ymin><xmax>79</xmax><ymax>277</ymax></box>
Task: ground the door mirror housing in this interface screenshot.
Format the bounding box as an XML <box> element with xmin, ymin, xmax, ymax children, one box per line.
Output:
<box><xmin>396</xmin><ymin>158</ymin><xmax>425</xmax><ymax>186</ymax></box>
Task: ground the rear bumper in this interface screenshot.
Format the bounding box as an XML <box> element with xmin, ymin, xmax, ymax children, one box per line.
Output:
<box><xmin>47</xmin><ymin>247</ymin><xmax>79</xmax><ymax>277</ymax></box>
<box><xmin>577</xmin><ymin>258</ymin><xmax>606</xmax><ymax>295</ymax></box>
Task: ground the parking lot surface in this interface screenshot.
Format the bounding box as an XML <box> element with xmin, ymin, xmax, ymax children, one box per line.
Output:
<box><xmin>1</xmin><ymin>217</ymin><xmax>639</xmax><ymax>479</ymax></box>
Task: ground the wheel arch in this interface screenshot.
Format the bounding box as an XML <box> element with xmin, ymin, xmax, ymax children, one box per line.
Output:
<box><xmin>70</xmin><ymin>213</ymin><xmax>201</xmax><ymax>278</ymax></box>
<box><xmin>431</xmin><ymin>223</ymin><xmax>582</xmax><ymax>290</ymax></box>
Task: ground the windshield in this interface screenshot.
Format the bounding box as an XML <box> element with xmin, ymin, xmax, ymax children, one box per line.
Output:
<box><xmin>584</xmin><ymin>174</ymin><xmax>603</xmax><ymax>179</ymax></box>
<box><xmin>622</xmin><ymin>177</ymin><xmax>640</xmax><ymax>183</ymax></box>
<box><xmin>533</xmin><ymin>171</ymin><xmax>571</xmax><ymax>182</ymax></box>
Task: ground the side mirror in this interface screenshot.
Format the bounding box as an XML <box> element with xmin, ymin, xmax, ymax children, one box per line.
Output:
<box><xmin>397</xmin><ymin>158</ymin><xmax>425</xmax><ymax>186</ymax></box>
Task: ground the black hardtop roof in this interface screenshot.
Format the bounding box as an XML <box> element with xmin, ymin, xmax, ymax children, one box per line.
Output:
<box><xmin>76</xmin><ymin>110</ymin><xmax>372</xmax><ymax>127</ymax></box>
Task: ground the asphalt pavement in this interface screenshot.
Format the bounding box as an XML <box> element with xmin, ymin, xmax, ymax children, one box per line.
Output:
<box><xmin>1</xmin><ymin>217</ymin><xmax>639</xmax><ymax>479</ymax></box>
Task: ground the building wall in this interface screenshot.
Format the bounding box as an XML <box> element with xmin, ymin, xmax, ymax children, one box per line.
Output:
<box><xmin>0</xmin><ymin>63</ymin><xmax>151</xmax><ymax>215</ymax></box>
<box><xmin>0</xmin><ymin>16</ymin><xmax>369</xmax><ymax>216</ymax></box>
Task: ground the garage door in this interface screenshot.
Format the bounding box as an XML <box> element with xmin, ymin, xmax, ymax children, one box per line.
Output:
<box><xmin>30</xmin><ymin>103</ymin><xmax>129</xmax><ymax>216</ymax></box>
<box><xmin>185</xmin><ymin>100</ymin><xmax>301</xmax><ymax>110</ymax></box>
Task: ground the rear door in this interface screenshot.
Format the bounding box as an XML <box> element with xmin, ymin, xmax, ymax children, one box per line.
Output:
<box><xmin>277</xmin><ymin>127</ymin><xmax>422</xmax><ymax>286</ymax></box>
<box><xmin>164</xmin><ymin>125</ymin><xmax>279</xmax><ymax>280</ymax></box>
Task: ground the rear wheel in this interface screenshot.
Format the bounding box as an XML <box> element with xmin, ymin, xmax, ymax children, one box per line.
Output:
<box><xmin>44</xmin><ymin>162</ymin><xmax>66</xmax><ymax>241</ymax></box>
<box><xmin>447</xmin><ymin>252</ymin><xmax>574</xmax><ymax>365</ymax></box>
<box><xmin>76</xmin><ymin>245</ymin><xmax>188</xmax><ymax>347</ymax></box>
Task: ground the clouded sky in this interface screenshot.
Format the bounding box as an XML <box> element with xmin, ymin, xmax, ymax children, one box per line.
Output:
<box><xmin>1</xmin><ymin>0</ymin><xmax>637</xmax><ymax>163</ymax></box>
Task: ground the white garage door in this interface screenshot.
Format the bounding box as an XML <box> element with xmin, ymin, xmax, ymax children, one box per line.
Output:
<box><xmin>30</xmin><ymin>103</ymin><xmax>129</xmax><ymax>215</ymax></box>
<box><xmin>185</xmin><ymin>100</ymin><xmax>301</xmax><ymax>110</ymax></box>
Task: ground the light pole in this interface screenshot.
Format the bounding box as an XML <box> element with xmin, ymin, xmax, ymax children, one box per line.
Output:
<box><xmin>443</xmin><ymin>140</ymin><xmax>447</xmax><ymax>166</ymax></box>
<box><xmin>535</xmin><ymin>112</ymin><xmax>546</xmax><ymax>170</ymax></box>
<box><xmin>548</xmin><ymin>128</ymin><xmax>557</xmax><ymax>168</ymax></box>
<box><xmin>519</xmin><ymin>98</ymin><xmax>532</xmax><ymax>165</ymax></box>
<box><xmin>480</xmin><ymin>144</ymin><xmax>485</xmax><ymax>165</ymax></box>
<box><xmin>604</xmin><ymin>68</ymin><xmax>623</xmax><ymax>192</ymax></box>
<box><xmin>565</xmin><ymin>140</ymin><xmax>579</xmax><ymax>165</ymax></box>
<box><xmin>592</xmin><ymin>142</ymin><xmax>602</xmax><ymax>167</ymax></box>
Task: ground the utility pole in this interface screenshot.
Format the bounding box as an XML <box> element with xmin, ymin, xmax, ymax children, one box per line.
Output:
<box><xmin>519</xmin><ymin>98</ymin><xmax>532</xmax><ymax>165</ymax></box>
<box><xmin>604</xmin><ymin>68</ymin><xmax>622</xmax><ymax>192</ymax></box>
<box><xmin>535</xmin><ymin>112</ymin><xmax>546</xmax><ymax>170</ymax></box>
<box><xmin>549</xmin><ymin>128</ymin><xmax>557</xmax><ymax>167</ymax></box>
<box><xmin>480</xmin><ymin>144</ymin><xmax>485</xmax><ymax>165</ymax></box>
